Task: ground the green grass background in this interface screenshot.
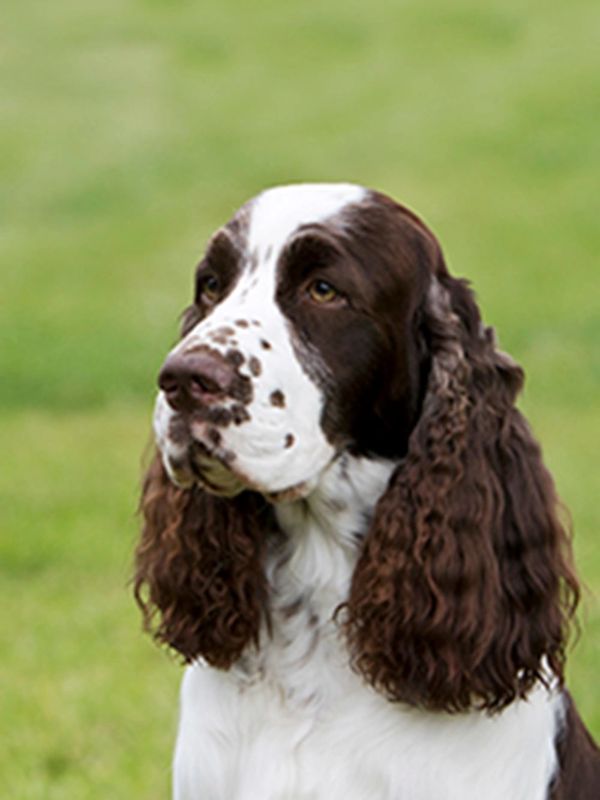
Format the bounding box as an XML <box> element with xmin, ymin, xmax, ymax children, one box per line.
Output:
<box><xmin>2</xmin><ymin>0</ymin><xmax>599</xmax><ymax>796</ymax></box>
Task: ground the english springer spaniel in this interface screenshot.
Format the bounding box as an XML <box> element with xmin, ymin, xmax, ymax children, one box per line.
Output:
<box><xmin>135</xmin><ymin>184</ymin><xmax>599</xmax><ymax>799</ymax></box>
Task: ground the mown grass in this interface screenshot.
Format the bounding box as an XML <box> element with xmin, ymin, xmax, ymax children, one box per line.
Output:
<box><xmin>2</xmin><ymin>0</ymin><xmax>599</xmax><ymax>795</ymax></box>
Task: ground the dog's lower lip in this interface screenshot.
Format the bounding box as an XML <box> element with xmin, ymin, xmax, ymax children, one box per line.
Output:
<box><xmin>189</xmin><ymin>461</ymin><xmax>226</xmax><ymax>493</ymax></box>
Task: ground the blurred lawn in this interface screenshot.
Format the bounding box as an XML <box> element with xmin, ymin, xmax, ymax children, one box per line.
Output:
<box><xmin>2</xmin><ymin>0</ymin><xmax>599</xmax><ymax>796</ymax></box>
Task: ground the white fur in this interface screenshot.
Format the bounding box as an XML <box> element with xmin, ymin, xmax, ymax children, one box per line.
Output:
<box><xmin>173</xmin><ymin>455</ymin><xmax>562</xmax><ymax>800</ymax></box>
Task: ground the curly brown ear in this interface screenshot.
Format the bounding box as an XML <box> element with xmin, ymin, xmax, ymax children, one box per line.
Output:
<box><xmin>345</xmin><ymin>271</ymin><xmax>579</xmax><ymax>713</ymax></box>
<box><xmin>134</xmin><ymin>452</ymin><xmax>270</xmax><ymax>667</ymax></box>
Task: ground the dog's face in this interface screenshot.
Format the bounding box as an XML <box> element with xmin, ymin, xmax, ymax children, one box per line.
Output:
<box><xmin>154</xmin><ymin>184</ymin><xmax>433</xmax><ymax>500</ymax></box>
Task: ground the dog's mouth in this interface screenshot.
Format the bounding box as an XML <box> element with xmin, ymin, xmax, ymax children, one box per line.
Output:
<box><xmin>163</xmin><ymin>420</ymin><xmax>314</xmax><ymax>503</ymax></box>
<box><xmin>187</xmin><ymin>440</ymin><xmax>245</xmax><ymax>497</ymax></box>
<box><xmin>158</xmin><ymin>410</ymin><xmax>242</xmax><ymax>496</ymax></box>
<box><xmin>171</xmin><ymin>439</ymin><xmax>245</xmax><ymax>498</ymax></box>
<box><xmin>158</xmin><ymin>398</ymin><xmax>323</xmax><ymax>503</ymax></box>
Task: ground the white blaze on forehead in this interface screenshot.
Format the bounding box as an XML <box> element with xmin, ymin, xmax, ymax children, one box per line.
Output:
<box><xmin>247</xmin><ymin>183</ymin><xmax>367</xmax><ymax>259</ymax></box>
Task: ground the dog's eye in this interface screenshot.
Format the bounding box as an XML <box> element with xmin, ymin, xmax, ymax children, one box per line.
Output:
<box><xmin>308</xmin><ymin>279</ymin><xmax>339</xmax><ymax>305</ymax></box>
<box><xmin>198</xmin><ymin>274</ymin><xmax>220</xmax><ymax>303</ymax></box>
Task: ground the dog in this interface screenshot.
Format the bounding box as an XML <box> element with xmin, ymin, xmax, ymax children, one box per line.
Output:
<box><xmin>135</xmin><ymin>183</ymin><xmax>600</xmax><ymax>799</ymax></box>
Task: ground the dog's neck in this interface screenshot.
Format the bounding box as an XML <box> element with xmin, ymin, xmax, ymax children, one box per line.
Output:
<box><xmin>232</xmin><ymin>455</ymin><xmax>396</xmax><ymax>705</ymax></box>
<box><xmin>272</xmin><ymin>454</ymin><xmax>396</xmax><ymax>604</ymax></box>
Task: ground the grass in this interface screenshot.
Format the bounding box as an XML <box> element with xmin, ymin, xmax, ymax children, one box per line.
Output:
<box><xmin>2</xmin><ymin>0</ymin><xmax>599</xmax><ymax>795</ymax></box>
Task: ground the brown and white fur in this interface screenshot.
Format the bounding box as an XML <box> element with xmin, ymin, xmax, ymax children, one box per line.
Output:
<box><xmin>135</xmin><ymin>184</ymin><xmax>600</xmax><ymax>799</ymax></box>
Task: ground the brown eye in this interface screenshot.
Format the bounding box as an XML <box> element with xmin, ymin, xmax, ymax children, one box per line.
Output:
<box><xmin>308</xmin><ymin>279</ymin><xmax>339</xmax><ymax>304</ymax></box>
<box><xmin>198</xmin><ymin>274</ymin><xmax>220</xmax><ymax>303</ymax></box>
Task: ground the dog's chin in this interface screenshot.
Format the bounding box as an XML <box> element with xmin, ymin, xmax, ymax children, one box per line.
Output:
<box><xmin>162</xmin><ymin>437</ymin><xmax>318</xmax><ymax>503</ymax></box>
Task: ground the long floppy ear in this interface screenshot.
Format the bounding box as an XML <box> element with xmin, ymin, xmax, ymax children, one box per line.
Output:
<box><xmin>345</xmin><ymin>268</ymin><xmax>579</xmax><ymax>713</ymax></box>
<box><xmin>134</xmin><ymin>452</ymin><xmax>270</xmax><ymax>667</ymax></box>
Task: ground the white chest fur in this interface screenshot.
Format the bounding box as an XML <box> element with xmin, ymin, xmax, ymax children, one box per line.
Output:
<box><xmin>172</xmin><ymin>457</ymin><xmax>562</xmax><ymax>800</ymax></box>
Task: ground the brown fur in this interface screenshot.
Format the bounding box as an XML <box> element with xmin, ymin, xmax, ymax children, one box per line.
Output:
<box><xmin>343</xmin><ymin>260</ymin><xmax>580</xmax><ymax>712</ymax></box>
<box><xmin>134</xmin><ymin>454</ymin><xmax>270</xmax><ymax>667</ymax></box>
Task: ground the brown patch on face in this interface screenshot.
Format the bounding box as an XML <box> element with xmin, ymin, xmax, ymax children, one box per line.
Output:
<box><xmin>274</xmin><ymin>196</ymin><xmax>438</xmax><ymax>460</ymax></box>
<box><xmin>270</xmin><ymin>390</ymin><xmax>286</xmax><ymax>408</ymax></box>
<box><xmin>249</xmin><ymin>357</ymin><xmax>262</xmax><ymax>377</ymax></box>
<box><xmin>284</xmin><ymin>433</ymin><xmax>295</xmax><ymax>448</ymax></box>
<box><xmin>235</xmin><ymin>319</ymin><xmax>249</xmax><ymax>328</ymax></box>
<box><xmin>260</xmin><ymin>339</ymin><xmax>272</xmax><ymax>350</ymax></box>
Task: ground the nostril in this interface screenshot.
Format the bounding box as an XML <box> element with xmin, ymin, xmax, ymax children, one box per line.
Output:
<box><xmin>157</xmin><ymin>351</ymin><xmax>236</xmax><ymax>411</ymax></box>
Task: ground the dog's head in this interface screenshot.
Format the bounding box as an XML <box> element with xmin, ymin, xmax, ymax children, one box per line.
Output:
<box><xmin>153</xmin><ymin>184</ymin><xmax>434</xmax><ymax>501</ymax></box>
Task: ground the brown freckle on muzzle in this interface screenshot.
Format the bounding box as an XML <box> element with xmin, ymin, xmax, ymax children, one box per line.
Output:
<box><xmin>270</xmin><ymin>390</ymin><xmax>286</xmax><ymax>408</ymax></box>
<box><xmin>208</xmin><ymin>326</ymin><xmax>237</xmax><ymax>346</ymax></box>
<box><xmin>235</xmin><ymin>320</ymin><xmax>250</xmax><ymax>328</ymax></box>
<box><xmin>249</xmin><ymin>357</ymin><xmax>262</xmax><ymax>377</ymax></box>
<box><xmin>260</xmin><ymin>339</ymin><xmax>272</xmax><ymax>350</ymax></box>
<box><xmin>200</xmin><ymin>406</ymin><xmax>234</xmax><ymax>427</ymax></box>
<box><xmin>230</xmin><ymin>375</ymin><xmax>253</xmax><ymax>404</ymax></box>
<box><xmin>284</xmin><ymin>434</ymin><xmax>295</xmax><ymax>448</ymax></box>
<box><xmin>210</xmin><ymin>333</ymin><xmax>229</xmax><ymax>346</ymax></box>
<box><xmin>207</xmin><ymin>428</ymin><xmax>222</xmax><ymax>446</ymax></box>
<box><xmin>226</xmin><ymin>349</ymin><xmax>245</xmax><ymax>368</ymax></box>
<box><xmin>232</xmin><ymin>404</ymin><xmax>251</xmax><ymax>425</ymax></box>
<box><xmin>167</xmin><ymin>416</ymin><xmax>189</xmax><ymax>445</ymax></box>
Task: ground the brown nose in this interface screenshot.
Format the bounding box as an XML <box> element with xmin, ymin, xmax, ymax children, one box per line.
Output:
<box><xmin>158</xmin><ymin>351</ymin><xmax>235</xmax><ymax>412</ymax></box>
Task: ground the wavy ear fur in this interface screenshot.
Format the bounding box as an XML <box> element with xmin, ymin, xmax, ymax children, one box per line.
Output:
<box><xmin>134</xmin><ymin>453</ymin><xmax>270</xmax><ymax>667</ymax></box>
<box><xmin>345</xmin><ymin>269</ymin><xmax>579</xmax><ymax>713</ymax></box>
